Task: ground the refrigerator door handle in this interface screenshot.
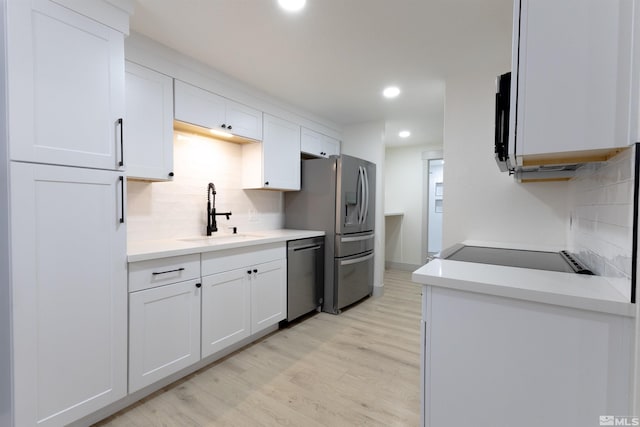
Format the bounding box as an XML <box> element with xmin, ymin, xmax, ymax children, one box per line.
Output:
<box><xmin>358</xmin><ymin>166</ymin><xmax>366</xmax><ymax>224</ymax></box>
<box><xmin>340</xmin><ymin>252</ymin><xmax>374</xmax><ymax>266</ymax></box>
<box><xmin>363</xmin><ymin>166</ymin><xmax>370</xmax><ymax>224</ymax></box>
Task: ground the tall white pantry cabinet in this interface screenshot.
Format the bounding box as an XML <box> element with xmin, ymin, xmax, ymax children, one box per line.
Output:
<box><xmin>0</xmin><ymin>1</ymin><xmax>133</xmax><ymax>426</ymax></box>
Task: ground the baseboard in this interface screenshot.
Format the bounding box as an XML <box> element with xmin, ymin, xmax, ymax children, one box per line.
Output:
<box><xmin>372</xmin><ymin>285</ymin><xmax>384</xmax><ymax>298</ymax></box>
<box><xmin>385</xmin><ymin>261</ymin><xmax>421</xmax><ymax>272</ymax></box>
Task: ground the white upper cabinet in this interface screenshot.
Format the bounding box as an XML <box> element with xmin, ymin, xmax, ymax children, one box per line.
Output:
<box><xmin>10</xmin><ymin>162</ymin><xmax>127</xmax><ymax>427</ymax></box>
<box><xmin>242</xmin><ymin>114</ymin><xmax>301</xmax><ymax>191</ymax></box>
<box><xmin>225</xmin><ymin>99</ymin><xmax>264</xmax><ymax>141</ymax></box>
<box><xmin>512</xmin><ymin>0</ymin><xmax>637</xmax><ymax>162</ymax></box>
<box><xmin>323</xmin><ymin>136</ymin><xmax>340</xmax><ymax>157</ymax></box>
<box><xmin>124</xmin><ymin>61</ymin><xmax>174</xmax><ymax>181</ymax></box>
<box><xmin>6</xmin><ymin>0</ymin><xmax>125</xmax><ymax>170</ymax></box>
<box><xmin>301</xmin><ymin>127</ymin><xmax>340</xmax><ymax>158</ymax></box>
<box><xmin>174</xmin><ymin>80</ymin><xmax>263</xmax><ymax>140</ymax></box>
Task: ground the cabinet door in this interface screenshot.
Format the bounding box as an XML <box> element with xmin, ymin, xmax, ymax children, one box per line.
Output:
<box><xmin>262</xmin><ymin>114</ymin><xmax>301</xmax><ymax>190</ymax></box>
<box><xmin>10</xmin><ymin>162</ymin><xmax>127</xmax><ymax>427</ymax></box>
<box><xmin>201</xmin><ymin>269</ymin><xmax>251</xmax><ymax>358</ymax></box>
<box><xmin>125</xmin><ymin>61</ymin><xmax>174</xmax><ymax>181</ymax></box>
<box><xmin>301</xmin><ymin>127</ymin><xmax>324</xmax><ymax>157</ymax></box>
<box><xmin>7</xmin><ymin>0</ymin><xmax>125</xmax><ymax>170</ymax></box>
<box><xmin>301</xmin><ymin>127</ymin><xmax>340</xmax><ymax>158</ymax></box>
<box><xmin>251</xmin><ymin>259</ymin><xmax>286</xmax><ymax>334</ymax></box>
<box><xmin>322</xmin><ymin>135</ymin><xmax>340</xmax><ymax>157</ymax></box>
<box><xmin>174</xmin><ymin>80</ymin><xmax>226</xmax><ymax>131</ymax></box>
<box><xmin>129</xmin><ymin>279</ymin><xmax>201</xmax><ymax>393</ymax></box>
<box><xmin>226</xmin><ymin>100</ymin><xmax>263</xmax><ymax>140</ymax></box>
<box><xmin>515</xmin><ymin>0</ymin><xmax>635</xmax><ymax>157</ymax></box>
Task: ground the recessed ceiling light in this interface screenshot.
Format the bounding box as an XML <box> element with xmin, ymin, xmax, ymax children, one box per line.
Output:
<box><xmin>399</xmin><ymin>130</ymin><xmax>411</xmax><ymax>138</ymax></box>
<box><xmin>383</xmin><ymin>86</ymin><xmax>401</xmax><ymax>98</ymax></box>
<box><xmin>278</xmin><ymin>0</ymin><xmax>306</xmax><ymax>12</ymax></box>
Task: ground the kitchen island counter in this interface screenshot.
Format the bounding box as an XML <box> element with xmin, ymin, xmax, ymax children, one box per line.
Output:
<box><xmin>412</xmin><ymin>240</ymin><xmax>634</xmax><ymax>317</ymax></box>
<box><xmin>413</xmin><ymin>242</ymin><xmax>635</xmax><ymax>427</ymax></box>
<box><xmin>412</xmin><ymin>258</ymin><xmax>634</xmax><ymax>317</ymax></box>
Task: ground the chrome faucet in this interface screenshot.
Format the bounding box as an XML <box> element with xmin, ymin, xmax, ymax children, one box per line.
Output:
<box><xmin>207</xmin><ymin>182</ymin><xmax>232</xmax><ymax>236</ymax></box>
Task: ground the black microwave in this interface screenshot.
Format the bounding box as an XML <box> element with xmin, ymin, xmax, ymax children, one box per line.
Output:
<box><xmin>494</xmin><ymin>72</ymin><xmax>511</xmax><ymax>172</ymax></box>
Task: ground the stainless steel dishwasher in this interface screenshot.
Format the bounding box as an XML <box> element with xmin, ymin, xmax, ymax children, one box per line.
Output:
<box><xmin>286</xmin><ymin>237</ymin><xmax>324</xmax><ymax>322</ymax></box>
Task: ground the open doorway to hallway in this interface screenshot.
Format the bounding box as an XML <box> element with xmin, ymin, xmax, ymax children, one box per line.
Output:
<box><xmin>420</xmin><ymin>154</ymin><xmax>444</xmax><ymax>264</ymax></box>
<box><xmin>426</xmin><ymin>158</ymin><xmax>444</xmax><ymax>255</ymax></box>
<box><xmin>383</xmin><ymin>146</ymin><xmax>443</xmax><ymax>271</ymax></box>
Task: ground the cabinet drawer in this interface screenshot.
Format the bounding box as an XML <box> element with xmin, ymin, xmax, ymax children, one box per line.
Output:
<box><xmin>129</xmin><ymin>254</ymin><xmax>200</xmax><ymax>292</ymax></box>
<box><xmin>201</xmin><ymin>243</ymin><xmax>285</xmax><ymax>276</ymax></box>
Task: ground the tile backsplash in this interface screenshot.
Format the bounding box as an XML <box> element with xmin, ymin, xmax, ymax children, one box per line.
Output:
<box><xmin>568</xmin><ymin>146</ymin><xmax>636</xmax><ymax>300</ymax></box>
<box><xmin>127</xmin><ymin>131</ymin><xmax>284</xmax><ymax>242</ymax></box>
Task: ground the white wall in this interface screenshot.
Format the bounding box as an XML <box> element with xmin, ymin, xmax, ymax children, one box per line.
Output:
<box><xmin>127</xmin><ymin>132</ymin><xmax>284</xmax><ymax>242</ymax></box>
<box><xmin>384</xmin><ymin>144</ymin><xmax>441</xmax><ymax>267</ymax></box>
<box><xmin>342</xmin><ymin>121</ymin><xmax>386</xmax><ymax>294</ymax></box>
<box><xmin>442</xmin><ymin>69</ymin><xmax>569</xmax><ymax>249</ymax></box>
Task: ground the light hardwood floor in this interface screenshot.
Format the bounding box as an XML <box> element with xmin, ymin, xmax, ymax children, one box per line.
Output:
<box><xmin>95</xmin><ymin>270</ymin><xmax>422</xmax><ymax>427</ymax></box>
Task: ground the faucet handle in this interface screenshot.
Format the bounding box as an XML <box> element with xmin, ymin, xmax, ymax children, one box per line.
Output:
<box><xmin>227</xmin><ymin>226</ymin><xmax>237</xmax><ymax>234</ymax></box>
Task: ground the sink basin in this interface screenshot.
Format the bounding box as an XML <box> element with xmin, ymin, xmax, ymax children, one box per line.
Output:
<box><xmin>179</xmin><ymin>234</ymin><xmax>264</xmax><ymax>244</ymax></box>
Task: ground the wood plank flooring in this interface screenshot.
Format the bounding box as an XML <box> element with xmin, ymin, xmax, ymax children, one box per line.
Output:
<box><xmin>95</xmin><ymin>270</ymin><xmax>422</xmax><ymax>427</ymax></box>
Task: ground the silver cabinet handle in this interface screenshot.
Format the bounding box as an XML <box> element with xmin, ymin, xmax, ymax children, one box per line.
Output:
<box><xmin>340</xmin><ymin>253</ymin><xmax>374</xmax><ymax>266</ymax></box>
<box><xmin>341</xmin><ymin>234</ymin><xmax>374</xmax><ymax>243</ymax></box>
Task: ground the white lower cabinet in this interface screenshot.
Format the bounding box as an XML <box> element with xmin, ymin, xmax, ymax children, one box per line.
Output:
<box><xmin>201</xmin><ymin>269</ymin><xmax>251</xmax><ymax>358</ymax></box>
<box><xmin>251</xmin><ymin>259</ymin><xmax>287</xmax><ymax>334</ymax></box>
<box><xmin>200</xmin><ymin>258</ymin><xmax>288</xmax><ymax>350</ymax></box>
<box><xmin>129</xmin><ymin>279</ymin><xmax>202</xmax><ymax>393</ymax></box>
<box><xmin>10</xmin><ymin>162</ymin><xmax>127</xmax><ymax>427</ymax></box>
<box><xmin>202</xmin><ymin>243</ymin><xmax>287</xmax><ymax>336</ymax></box>
<box><xmin>421</xmin><ymin>285</ymin><xmax>633</xmax><ymax>427</ymax></box>
<box><xmin>128</xmin><ymin>243</ymin><xmax>287</xmax><ymax>394</ymax></box>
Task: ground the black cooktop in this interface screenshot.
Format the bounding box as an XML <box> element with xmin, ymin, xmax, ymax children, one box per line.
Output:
<box><xmin>442</xmin><ymin>245</ymin><xmax>593</xmax><ymax>275</ymax></box>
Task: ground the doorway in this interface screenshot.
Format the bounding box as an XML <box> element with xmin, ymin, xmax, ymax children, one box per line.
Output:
<box><xmin>423</xmin><ymin>157</ymin><xmax>444</xmax><ymax>261</ymax></box>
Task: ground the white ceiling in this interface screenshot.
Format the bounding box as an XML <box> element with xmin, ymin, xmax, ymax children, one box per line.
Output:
<box><xmin>130</xmin><ymin>0</ymin><xmax>513</xmax><ymax>146</ymax></box>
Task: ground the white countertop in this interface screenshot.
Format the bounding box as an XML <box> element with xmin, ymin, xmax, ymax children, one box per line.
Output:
<box><xmin>128</xmin><ymin>229</ymin><xmax>325</xmax><ymax>263</ymax></box>
<box><xmin>412</xmin><ymin>241</ymin><xmax>635</xmax><ymax>317</ymax></box>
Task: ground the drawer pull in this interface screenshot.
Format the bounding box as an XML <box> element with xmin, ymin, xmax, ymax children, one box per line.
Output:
<box><xmin>152</xmin><ymin>267</ymin><xmax>185</xmax><ymax>276</ymax></box>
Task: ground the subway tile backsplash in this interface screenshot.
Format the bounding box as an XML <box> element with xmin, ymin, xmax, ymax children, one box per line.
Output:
<box><xmin>126</xmin><ymin>132</ymin><xmax>284</xmax><ymax>242</ymax></box>
<box><xmin>568</xmin><ymin>146</ymin><xmax>635</xmax><ymax>300</ymax></box>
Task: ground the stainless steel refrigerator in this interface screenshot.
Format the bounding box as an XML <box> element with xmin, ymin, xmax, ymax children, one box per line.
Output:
<box><xmin>285</xmin><ymin>155</ymin><xmax>375</xmax><ymax>314</ymax></box>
